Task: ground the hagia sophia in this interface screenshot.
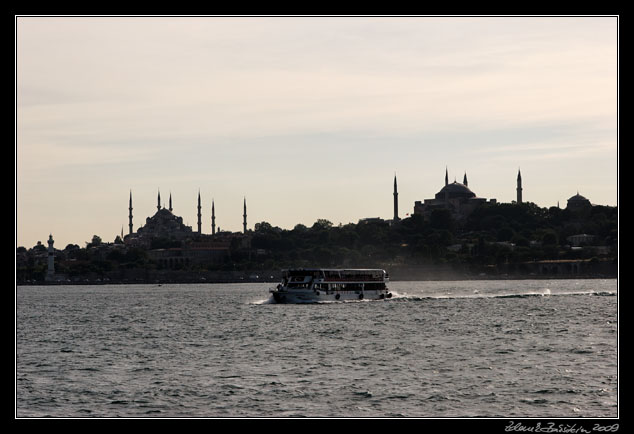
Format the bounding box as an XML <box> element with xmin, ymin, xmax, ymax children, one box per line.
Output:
<box><xmin>408</xmin><ymin>167</ymin><xmax>593</xmax><ymax>221</ymax></box>
<box><xmin>412</xmin><ymin>168</ymin><xmax>499</xmax><ymax>220</ymax></box>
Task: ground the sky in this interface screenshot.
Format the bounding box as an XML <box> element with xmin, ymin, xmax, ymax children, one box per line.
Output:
<box><xmin>16</xmin><ymin>16</ymin><xmax>618</xmax><ymax>249</ymax></box>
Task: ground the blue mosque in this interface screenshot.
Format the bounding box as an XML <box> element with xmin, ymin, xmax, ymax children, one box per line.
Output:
<box><xmin>124</xmin><ymin>190</ymin><xmax>248</xmax><ymax>250</ymax></box>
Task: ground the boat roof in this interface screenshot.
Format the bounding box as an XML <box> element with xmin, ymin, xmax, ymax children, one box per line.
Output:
<box><xmin>282</xmin><ymin>268</ymin><xmax>386</xmax><ymax>273</ymax></box>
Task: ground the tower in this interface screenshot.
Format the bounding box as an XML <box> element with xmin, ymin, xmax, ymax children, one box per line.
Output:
<box><xmin>463</xmin><ymin>172</ymin><xmax>468</xmax><ymax>187</ymax></box>
<box><xmin>516</xmin><ymin>169</ymin><xmax>523</xmax><ymax>204</ymax></box>
<box><xmin>46</xmin><ymin>234</ymin><xmax>55</xmax><ymax>279</ymax></box>
<box><xmin>157</xmin><ymin>189</ymin><xmax>161</xmax><ymax>211</ymax></box>
<box><xmin>243</xmin><ymin>197</ymin><xmax>247</xmax><ymax>233</ymax></box>
<box><xmin>393</xmin><ymin>174</ymin><xmax>399</xmax><ymax>221</ymax></box>
<box><xmin>445</xmin><ymin>167</ymin><xmax>449</xmax><ymax>186</ymax></box>
<box><xmin>128</xmin><ymin>191</ymin><xmax>133</xmax><ymax>234</ymax></box>
<box><xmin>211</xmin><ymin>199</ymin><xmax>216</xmax><ymax>235</ymax></box>
<box><xmin>169</xmin><ymin>193</ymin><xmax>173</xmax><ymax>212</ymax></box>
<box><xmin>197</xmin><ymin>190</ymin><xmax>202</xmax><ymax>234</ymax></box>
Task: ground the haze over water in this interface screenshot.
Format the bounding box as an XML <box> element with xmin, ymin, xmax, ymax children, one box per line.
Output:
<box><xmin>16</xmin><ymin>279</ymin><xmax>617</xmax><ymax>418</ymax></box>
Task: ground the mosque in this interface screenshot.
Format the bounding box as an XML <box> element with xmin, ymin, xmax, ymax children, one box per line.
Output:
<box><xmin>408</xmin><ymin>167</ymin><xmax>597</xmax><ymax>220</ymax></box>
<box><xmin>412</xmin><ymin>168</ymin><xmax>506</xmax><ymax>220</ymax></box>
<box><xmin>566</xmin><ymin>192</ymin><xmax>592</xmax><ymax>211</ymax></box>
<box><xmin>124</xmin><ymin>190</ymin><xmax>249</xmax><ymax>252</ymax></box>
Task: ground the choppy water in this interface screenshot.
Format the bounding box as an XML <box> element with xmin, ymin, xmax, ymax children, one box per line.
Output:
<box><xmin>16</xmin><ymin>279</ymin><xmax>618</xmax><ymax>418</ymax></box>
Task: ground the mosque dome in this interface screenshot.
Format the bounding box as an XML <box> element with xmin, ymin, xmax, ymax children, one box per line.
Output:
<box><xmin>568</xmin><ymin>193</ymin><xmax>588</xmax><ymax>202</ymax></box>
<box><xmin>566</xmin><ymin>192</ymin><xmax>591</xmax><ymax>210</ymax></box>
<box><xmin>435</xmin><ymin>181</ymin><xmax>476</xmax><ymax>200</ymax></box>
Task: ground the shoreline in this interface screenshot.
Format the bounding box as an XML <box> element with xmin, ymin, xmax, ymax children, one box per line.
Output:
<box><xmin>17</xmin><ymin>274</ymin><xmax>617</xmax><ymax>286</ymax></box>
<box><xmin>18</xmin><ymin>260</ymin><xmax>617</xmax><ymax>286</ymax></box>
<box><xmin>17</xmin><ymin>258</ymin><xmax>617</xmax><ymax>286</ymax></box>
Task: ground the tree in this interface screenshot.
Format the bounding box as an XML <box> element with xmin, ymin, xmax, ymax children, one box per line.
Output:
<box><xmin>312</xmin><ymin>219</ymin><xmax>333</xmax><ymax>230</ymax></box>
<box><xmin>497</xmin><ymin>226</ymin><xmax>515</xmax><ymax>242</ymax></box>
<box><xmin>254</xmin><ymin>221</ymin><xmax>274</xmax><ymax>233</ymax></box>
<box><xmin>542</xmin><ymin>230</ymin><xmax>558</xmax><ymax>246</ymax></box>
<box><xmin>32</xmin><ymin>243</ymin><xmax>46</xmax><ymax>253</ymax></box>
<box><xmin>430</xmin><ymin>209</ymin><xmax>454</xmax><ymax>231</ymax></box>
<box><xmin>86</xmin><ymin>235</ymin><xmax>102</xmax><ymax>248</ymax></box>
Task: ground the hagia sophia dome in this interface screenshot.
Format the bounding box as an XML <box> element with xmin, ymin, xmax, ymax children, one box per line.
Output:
<box><xmin>434</xmin><ymin>181</ymin><xmax>476</xmax><ymax>200</ymax></box>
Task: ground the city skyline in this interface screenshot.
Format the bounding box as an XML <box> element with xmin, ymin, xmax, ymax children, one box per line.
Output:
<box><xmin>16</xmin><ymin>16</ymin><xmax>618</xmax><ymax>249</ymax></box>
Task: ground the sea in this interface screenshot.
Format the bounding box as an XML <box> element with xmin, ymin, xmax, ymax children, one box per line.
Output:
<box><xmin>15</xmin><ymin>279</ymin><xmax>618</xmax><ymax>419</ymax></box>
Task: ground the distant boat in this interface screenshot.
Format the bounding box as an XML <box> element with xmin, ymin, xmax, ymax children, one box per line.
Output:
<box><xmin>270</xmin><ymin>268</ymin><xmax>392</xmax><ymax>303</ymax></box>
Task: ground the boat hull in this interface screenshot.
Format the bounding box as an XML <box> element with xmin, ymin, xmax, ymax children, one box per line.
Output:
<box><xmin>270</xmin><ymin>288</ymin><xmax>392</xmax><ymax>303</ymax></box>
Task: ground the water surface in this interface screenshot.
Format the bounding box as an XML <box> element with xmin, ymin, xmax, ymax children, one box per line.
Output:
<box><xmin>16</xmin><ymin>279</ymin><xmax>618</xmax><ymax>417</ymax></box>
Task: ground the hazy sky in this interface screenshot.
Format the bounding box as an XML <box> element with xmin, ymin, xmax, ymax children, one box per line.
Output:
<box><xmin>16</xmin><ymin>16</ymin><xmax>618</xmax><ymax>249</ymax></box>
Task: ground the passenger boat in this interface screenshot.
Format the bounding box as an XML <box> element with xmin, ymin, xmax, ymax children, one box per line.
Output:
<box><xmin>270</xmin><ymin>268</ymin><xmax>392</xmax><ymax>303</ymax></box>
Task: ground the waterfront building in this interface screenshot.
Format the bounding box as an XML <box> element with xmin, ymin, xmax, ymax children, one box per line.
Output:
<box><xmin>566</xmin><ymin>233</ymin><xmax>596</xmax><ymax>246</ymax></box>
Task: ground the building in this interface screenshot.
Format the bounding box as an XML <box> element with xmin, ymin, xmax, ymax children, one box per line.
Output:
<box><xmin>566</xmin><ymin>233</ymin><xmax>596</xmax><ymax>246</ymax></box>
<box><xmin>125</xmin><ymin>191</ymin><xmax>194</xmax><ymax>248</ymax></box>
<box><xmin>147</xmin><ymin>239</ymin><xmax>231</xmax><ymax>269</ymax></box>
<box><xmin>123</xmin><ymin>190</ymin><xmax>249</xmax><ymax>266</ymax></box>
<box><xmin>566</xmin><ymin>192</ymin><xmax>592</xmax><ymax>211</ymax></box>
<box><xmin>413</xmin><ymin>168</ymin><xmax>496</xmax><ymax>220</ymax></box>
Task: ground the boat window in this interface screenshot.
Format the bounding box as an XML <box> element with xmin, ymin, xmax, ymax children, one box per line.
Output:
<box><xmin>290</xmin><ymin>276</ymin><xmax>307</xmax><ymax>282</ymax></box>
<box><xmin>365</xmin><ymin>282</ymin><xmax>386</xmax><ymax>290</ymax></box>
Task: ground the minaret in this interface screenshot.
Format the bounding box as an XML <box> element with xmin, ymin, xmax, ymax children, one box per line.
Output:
<box><xmin>157</xmin><ymin>189</ymin><xmax>161</xmax><ymax>211</ymax></box>
<box><xmin>46</xmin><ymin>234</ymin><xmax>55</xmax><ymax>280</ymax></box>
<box><xmin>211</xmin><ymin>200</ymin><xmax>216</xmax><ymax>235</ymax></box>
<box><xmin>128</xmin><ymin>191</ymin><xmax>133</xmax><ymax>234</ymax></box>
<box><xmin>463</xmin><ymin>172</ymin><xmax>468</xmax><ymax>187</ymax></box>
<box><xmin>243</xmin><ymin>197</ymin><xmax>247</xmax><ymax>233</ymax></box>
<box><xmin>516</xmin><ymin>169</ymin><xmax>523</xmax><ymax>204</ymax></box>
<box><xmin>169</xmin><ymin>193</ymin><xmax>173</xmax><ymax>212</ymax></box>
<box><xmin>393</xmin><ymin>174</ymin><xmax>399</xmax><ymax>221</ymax></box>
<box><xmin>197</xmin><ymin>190</ymin><xmax>202</xmax><ymax>234</ymax></box>
<box><xmin>445</xmin><ymin>167</ymin><xmax>449</xmax><ymax>186</ymax></box>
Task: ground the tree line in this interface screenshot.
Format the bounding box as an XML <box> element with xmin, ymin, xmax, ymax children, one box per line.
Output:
<box><xmin>17</xmin><ymin>201</ymin><xmax>617</xmax><ymax>282</ymax></box>
<box><xmin>246</xmin><ymin>203</ymin><xmax>617</xmax><ymax>271</ymax></box>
